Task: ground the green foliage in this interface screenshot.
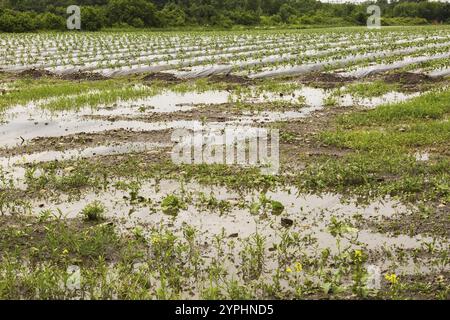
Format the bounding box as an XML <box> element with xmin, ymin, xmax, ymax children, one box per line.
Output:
<box><xmin>107</xmin><ymin>0</ymin><xmax>160</xmax><ymax>28</ymax></box>
<box><xmin>80</xmin><ymin>201</ymin><xmax>106</xmax><ymax>221</ymax></box>
<box><xmin>81</xmin><ymin>6</ymin><xmax>107</xmax><ymax>31</ymax></box>
<box><xmin>161</xmin><ymin>194</ymin><xmax>185</xmax><ymax>216</ymax></box>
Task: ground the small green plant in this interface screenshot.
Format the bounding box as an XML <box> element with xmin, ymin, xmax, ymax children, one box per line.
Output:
<box><xmin>161</xmin><ymin>194</ymin><xmax>185</xmax><ymax>217</ymax></box>
<box><xmin>80</xmin><ymin>201</ymin><xmax>105</xmax><ymax>221</ymax></box>
<box><xmin>249</xmin><ymin>193</ymin><xmax>284</xmax><ymax>216</ymax></box>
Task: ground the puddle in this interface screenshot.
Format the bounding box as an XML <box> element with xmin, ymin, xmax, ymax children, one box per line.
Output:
<box><xmin>337</xmin><ymin>91</ymin><xmax>422</xmax><ymax>108</ymax></box>
<box><xmin>0</xmin><ymin>142</ymin><xmax>167</xmax><ymax>189</ymax></box>
<box><xmin>0</xmin><ymin>90</ymin><xmax>229</xmax><ymax>148</ymax></box>
<box><xmin>0</xmin><ymin>84</ymin><xmax>423</xmax><ymax>149</ymax></box>
<box><xmin>25</xmin><ymin>179</ymin><xmax>419</xmax><ymax>250</ymax></box>
<box><xmin>236</xmin><ymin>86</ymin><xmax>329</xmax><ymax>108</ymax></box>
<box><xmin>93</xmin><ymin>90</ymin><xmax>230</xmax><ymax>115</ymax></box>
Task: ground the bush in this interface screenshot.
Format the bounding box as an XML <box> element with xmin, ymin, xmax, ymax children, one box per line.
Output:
<box><xmin>106</xmin><ymin>0</ymin><xmax>160</xmax><ymax>27</ymax></box>
<box><xmin>230</xmin><ymin>11</ymin><xmax>260</xmax><ymax>26</ymax></box>
<box><xmin>157</xmin><ymin>2</ymin><xmax>186</xmax><ymax>27</ymax></box>
<box><xmin>81</xmin><ymin>6</ymin><xmax>107</xmax><ymax>31</ymax></box>
<box><xmin>383</xmin><ymin>17</ymin><xmax>429</xmax><ymax>26</ymax></box>
<box><xmin>38</xmin><ymin>12</ymin><xmax>65</xmax><ymax>31</ymax></box>
<box><xmin>0</xmin><ymin>10</ymin><xmax>40</xmax><ymax>32</ymax></box>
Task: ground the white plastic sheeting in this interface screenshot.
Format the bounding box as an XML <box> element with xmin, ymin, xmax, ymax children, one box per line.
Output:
<box><xmin>249</xmin><ymin>41</ymin><xmax>450</xmax><ymax>79</ymax></box>
<box><xmin>341</xmin><ymin>52</ymin><xmax>450</xmax><ymax>78</ymax></box>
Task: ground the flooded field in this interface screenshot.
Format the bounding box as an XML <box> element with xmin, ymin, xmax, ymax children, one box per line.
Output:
<box><xmin>0</xmin><ymin>27</ymin><xmax>449</xmax><ymax>300</ymax></box>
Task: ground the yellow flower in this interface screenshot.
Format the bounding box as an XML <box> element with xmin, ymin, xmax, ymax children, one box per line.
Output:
<box><xmin>62</xmin><ymin>249</ymin><xmax>69</xmax><ymax>255</ymax></box>
<box><xmin>151</xmin><ymin>236</ymin><xmax>160</xmax><ymax>245</ymax></box>
<box><xmin>354</xmin><ymin>249</ymin><xmax>363</xmax><ymax>261</ymax></box>
<box><xmin>385</xmin><ymin>273</ymin><xmax>398</xmax><ymax>285</ymax></box>
<box><xmin>286</xmin><ymin>267</ymin><xmax>292</xmax><ymax>273</ymax></box>
<box><xmin>295</xmin><ymin>262</ymin><xmax>303</xmax><ymax>273</ymax></box>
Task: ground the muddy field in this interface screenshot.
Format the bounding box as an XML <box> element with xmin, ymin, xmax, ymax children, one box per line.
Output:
<box><xmin>0</xmin><ymin>27</ymin><xmax>449</xmax><ymax>300</ymax></box>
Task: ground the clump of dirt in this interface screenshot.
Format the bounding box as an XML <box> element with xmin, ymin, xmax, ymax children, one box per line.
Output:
<box><xmin>15</xmin><ymin>69</ymin><xmax>107</xmax><ymax>81</ymax></box>
<box><xmin>382</xmin><ymin>72</ymin><xmax>440</xmax><ymax>85</ymax></box>
<box><xmin>18</xmin><ymin>68</ymin><xmax>55</xmax><ymax>79</ymax></box>
<box><xmin>207</xmin><ymin>74</ymin><xmax>255</xmax><ymax>85</ymax></box>
<box><xmin>143</xmin><ymin>72</ymin><xmax>181</xmax><ymax>83</ymax></box>
<box><xmin>298</xmin><ymin>72</ymin><xmax>354</xmax><ymax>88</ymax></box>
<box><xmin>0</xmin><ymin>129</ymin><xmax>173</xmax><ymax>157</ymax></box>
<box><xmin>60</xmin><ymin>71</ymin><xmax>107</xmax><ymax>81</ymax></box>
<box><xmin>85</xmin><ymin>107</ymin><xmax>236</xmax><ymax>123</ymax></box>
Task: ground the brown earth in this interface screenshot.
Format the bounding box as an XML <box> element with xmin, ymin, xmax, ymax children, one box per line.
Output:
<box><xmin>142</xmin><ymin>72</ymin><xmax>182</xmax><ymax>83</ymax></box>
<box><xmin>0</xmin><ymin>129</ymin><xmax>173</xmax><ymax>157</ymax></box>
<box><xmin>18</xmin><ymin>68</ymin><xmax>55</xmax><ymax>79</ymax></box>
<box><xmin>15</xmin><ymin>68</ymin><xmax>107</xmax><ymax>81</ymax></box>
<box><xmin>297</xmin><ymin>72</ymin><xmax>356</xmax><ymax>88</ymax></box>
<box><xmin>382</xmin><ymin>71</ymin><xmax>440</xmax><ymax>85</ymax></box>
<box><xmin>207</xmin><ymin>74</ymin><xmax>255</xmax><ymax>85</ymax></box>
<box><xmin>59</xmin><ymin>71</ymin><xmax>107</xmax><ymax>81</ymax></box>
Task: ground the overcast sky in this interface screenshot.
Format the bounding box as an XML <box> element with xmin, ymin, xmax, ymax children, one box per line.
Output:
<box><xmin>319</xmin><ymin>0</ymin><xmax>450</xmax><ymax>3</ymax></box>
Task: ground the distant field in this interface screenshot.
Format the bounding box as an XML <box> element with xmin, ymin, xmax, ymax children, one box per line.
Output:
<box><xmin>1</xmin><ymin>26</ymin><xmax>450</xmax><ymax>78</ymax></box>
<box><xmin>0</xmin><ymin>26</ymin><xmax>448</xmax><ymax>300</ymax></box>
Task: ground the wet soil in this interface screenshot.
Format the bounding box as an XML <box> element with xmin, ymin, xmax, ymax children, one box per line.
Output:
<box><xmin>207</xmin><ymin>74</ymin><xmax>256</xmax><ymax>85</ymax></box>
<box><xmin>0</xmin><ymin>129</ymin><xmax>172</xmax><ymax>158</ymax></box>
<box><xmin>59</xmin><ymin>71</ymin><xmax>107</xmax><ymax>81</ymax></box>
<box><xmin>382</xmin><ymin>72</ymin><xmax>440</xmax><ymax>85</ymax></box>
<box><xmin>15</xmin><ymin>69</ymin><xmax>107</xmax><ymax>81</ymax></box>
<box><xmin>142</xmin><ymin>72</ymin><xmax>182</xmax><ymax>83</ymax></box>
<box><xmin>359</xmin><ymin>202</ymin><xmax>450</xmax><ymax>238</ymax></box>
<box><xmin>84</xmin><ymin>105</ymin><xmax>239</xmax><ymax>123</ymax></box>
<box><xmin>296</xmin><ymin>72</ymin><xmax>356</xmax><ymax>89</ymax></box>
<box><xmin>18</xmin><ymin>68</ymin><xmax>55</xmax><ymax>79</ymax></box>
<box><xmin>270</xmin><ymin>106</ymin><xmax>356</xmax><ymax>171</ymax></box>
<box><xmin>379</xmin><ymin>71</ymin><xmax>445</xmax><ymax>92</ymax></box>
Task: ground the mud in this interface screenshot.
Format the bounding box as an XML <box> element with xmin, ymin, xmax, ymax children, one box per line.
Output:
<box><xmin>18</xmin><ymin>68</ymin><xmax>55</xmax><ymax>79</ymax></box>
<box><xmin>142</xmin><ymin>72</ymin><xmax>182</xmax><ymax>83</ymax></box>
<box><xmin>360</xmin><ymin>202</ymin><xmax>450</xmax><ymax>238</ymax></box>
<box><xmin>274</xmin><ymin>107</ymin><xmax>355</xmax><ymax>171</ymax></box>
<box><xmin>85</xmin><ymin>108</ymin><xmax>236</xmax><ymax>124</ymax></box>
<box><xmin>298</xmin><ymin>72</ymin><xmax>356</xmax><ymax>88</ymax></box>
<box><xmin>0</xmin><ymin>129</ymin><xmax>173</xmax><ymax>157</ymax></box>
<box><xmin>207</xmin><ymin>74</ymin><xmax>255</xmax><ymax>85</ymax></box>
<box><xmin>14</xmin><ymin>68</ymin><xmax>108</xmax><ymax>81</ymax></box>
<box><xmin>59</xmin><ymin>71</ymin><xmax>107</xmax><ymax>81</ymax></box>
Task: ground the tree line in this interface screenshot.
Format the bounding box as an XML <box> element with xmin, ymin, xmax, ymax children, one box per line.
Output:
<box><xmin>0</xmin><ymin>0</ymin><xmax>449</xmax><ymax>32</ymax></box>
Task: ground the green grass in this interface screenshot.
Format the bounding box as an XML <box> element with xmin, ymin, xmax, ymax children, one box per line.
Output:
<box><xmin>338</xmin><ymin>88</ymin><xmax>450</xmax><ymax>126</ymax></box>
<box><xmin>0</xmin><ymin>79</ymin><xmax>125</xmax><ymax>112</ymax></box>
<box><xmin>1</xmin><ymin>214</ymin><xmax>447</xmax><ymax>299</ymax></box>
<box><xmin>321</xmin><ymin>120</ymin><xmax>450</xmax><ymax>151</ymax></box>
<box><xmin>306</xmin><ymin>88</ymin><xmax>450</xmax><ymax>203</ymax></box>
<box><xmin>0</xmin><ymin>76</ymin><xmax>232</xmax><ymax>113</ymax></box>
<box><xmin>338</xmin><ymin>80</ymin><xmax>399</xmax><ymax>98</ymax></box>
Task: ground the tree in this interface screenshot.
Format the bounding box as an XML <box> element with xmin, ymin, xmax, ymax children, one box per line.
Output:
<box><xmin>39</xmin><ymin>12</ymin><xmax>66</xmax><ymax>30</ymax></box>
<box><xmin>157</xmin><ymin>2</ymin><xmax>186</xmax><ymax>27</ymax></box>
<box><xmin>106</xmin><ymin>0</ymin><xmax>159</xmax><ymax>27</ymax></box>
<box><xmin>279</xmin><ymin>3</ymin><xmax>296</xmax><ymax>23</ymax></box>
<box><xmin>81</xmin><ymin>6</ymin><xmax>107</xmax><ymax>31</ymax></box>
<box><xmin>393</xmin><ymin>2</ymin><xmax>419</xmax><ymax>18</ymax></box>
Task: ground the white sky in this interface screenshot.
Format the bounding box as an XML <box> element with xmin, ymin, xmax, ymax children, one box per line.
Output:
<box><xmin>319</xmin><ymin>0</ymin><xmax>450</xmax><ymax>3</ymax></box>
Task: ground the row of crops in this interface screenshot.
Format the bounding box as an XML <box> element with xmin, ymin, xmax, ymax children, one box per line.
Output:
<box><xmin>1</xmin><ymin>27</ymin><xmax>450</xmax><ymax>78</ymax></box>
